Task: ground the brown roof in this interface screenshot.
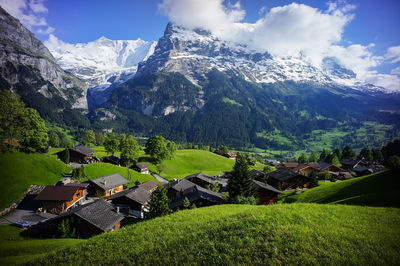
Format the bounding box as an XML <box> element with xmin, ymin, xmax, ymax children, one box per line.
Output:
<box><xmin>225</xmin><ymin>152</ymin><xmax>237</xmax><ymax>158</ymax></box>
<box><xmin>35</xmin><ymin>186</ymin><xmax>80</xmax><ymax>201</ymax></box>
<box><xmin>136</xmin><ymin>163</ymin><xmax>149</xmax><ymax>169</ymax></box>
<box><xmin>138</xmin><ymin>180</ymin><xmax>158</xmax><ymax>191</ymax></box>
<box><xmin>280</xmin><ymin>162</ymin><xmax>299</xmax><ymax>169</ymax></box>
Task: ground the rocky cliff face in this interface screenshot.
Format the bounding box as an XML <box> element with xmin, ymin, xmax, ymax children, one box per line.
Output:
<box><xmin>0</xmin><ymin>6</ymin><xmax>87</xmax><ymax>109</ymax></box>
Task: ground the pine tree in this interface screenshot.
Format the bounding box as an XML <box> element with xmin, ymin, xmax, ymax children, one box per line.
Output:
<box><xmin>228</xmin><ymin>153</ymin><xmax>254</xmax><ymax>201</ymax></box>
<box><xmin>145</xmin><ymin>186</ymin><xmax>171</xmax><ymax>219</ymax></box>
<box><xmin>298</xmin><ymin>153</ymin><xmax>308</xmax><ymax>163</ymax></box>
<box><xmin>308</xmin><ymin>152</ymin><xmax>319</xmax><ymax>163</ymax></box>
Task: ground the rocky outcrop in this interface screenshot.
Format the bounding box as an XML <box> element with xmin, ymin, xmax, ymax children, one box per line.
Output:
<box><xmin>0</xmin><ymin>6</ymin><xmax>87</xmax><ymax>109</ymax></box>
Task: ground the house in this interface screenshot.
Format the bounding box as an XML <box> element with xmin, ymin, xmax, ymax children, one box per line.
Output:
<box><xmin>318</xmin><ymin>161</ymin><xmax>343</xmax><ymax>172</ymax></box>
<box><xmin>250</xmin><ymin>169</ymin><xmax>267</xmax><ymax>182</ymax></box>
<box><xmin>56</xmin><ymin>144</ymin><xmax>96</xmax><ymax>163</ymax></box>
<box><xmin>253</xmin><ymin>180</ymin><xmax>282</xmax><ymax>204</ymax></box>
<box><xmin>134</xmin><ymin>163</ymin><xmax>150</xmax><ymax>174</ymax></box>
<box><xmin>292</xmin><ymin>164</ymin><xmax>319</xmax><ymax>177</ymax></box>
<box><xmin>264</xmin><ymin>159</ymin><xmax>280</xmax><ymax>166</ymax></box>
<box><xmin>340</xmin><ymin>159</ymin><xmax>362</xmax><ymax>170</ymax></box>
<box><xmin>353</xmin><ymin>166</ymin><xmax>374</xmax><ymax>176</ymax></box>
<box><xmin>138</xmin><ymin>180</ymin><xmax>159</xmax><ymax>193</ymax></box>
<box><xmin>108</xmin><ymin>187</ymin><xmax>151</xmax><ymax>219</ymax></box>
<box><xmin>164</xmin><ymin>179</ymin><xmax>197</xmax><ymax>200</ymax></box>
<box><xmin>185</xmin><ymin>172</ymin><xmax>222</xmax><ymax>190</ymax></box>
<box><xmin>35</xmin><ymin>185</ymin><xmax>87</xmax><ymax>214</ymax></box>
<box><xmin>268</xmin><ymin>168</ymin><xmax>311</xmax><ymax>191</ymax></box>
<box><xmin>88</xmin><ymin>173</ymin><xmax>130</xmax><ymax>197</ymax></box>
<box><xmin>214</xmin><ymin>150</ymin><xmax>237</xmax><ymax>159</ymax></box>
<box><xmin>277</xmin><ymin>162</ymin><xmax>300</xmax><ymax>170</ymax></box>
<box><xmin>103</xmin><ymin>155</ymin><xmax>121</xmax><ymax>165</ymax></box>
<box><xmin>169</xmin><ymin>185</ymin><xmax>226</xmax><ymax>210</ymax></box>
<box><xmin>44</xmin><ymin>199</ymin><xmax>125</xmax><ymax>238</ymax></box>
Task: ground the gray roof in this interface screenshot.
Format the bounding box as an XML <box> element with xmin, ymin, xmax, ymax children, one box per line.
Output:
<box><xmin>70</xmin><ymin>144</ymin><xmax>95</xmax><ymax>156</ymax></box>
<box><xmin>318</xmin><ymin>161</ymin><xmax>332</xmax><ymax>170</ymax></box>
<box><xmin>250</xmin><ymin>169</ymin><xmax>265</xmax><ymax>178</ymax></box>
<box><xmin>169</xmin><ymin>186</ymin><xmax>226</xmax><ymax>209</ymax></box>
<box><xmin>109</xmin><ymin>187</ymin><xmax>151</xmax><ymax>205</ymax></box>
<box><xmin>185</xmin><ymin>172</ymin><xmax>228</xmax><ymax>186</ymax></box>
<box><xmin>268</xmin><ymin>168</ymin><xmax>305</xmax><ymax>181</ymax></box>
<box><xmin>89</xmin><ymin>173</ymin><xmax>130</xmax><ymax>190</ymax></box>
<box><xmin>52</xmin><ymin>200</ymin><xmax>124</xmax><ymax>231</ymax></box>
<box><xmin>253</xmin><ymin>180</ymin><xmax>282</xmax><ymax>194</ymax></box>
<box><xmin>164</xmin><ymin>179</ymin><xmax>197</xmax><ymax>191</ymax></box>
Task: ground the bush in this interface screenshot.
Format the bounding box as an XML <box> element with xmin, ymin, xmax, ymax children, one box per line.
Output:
<box><xmin>230</xmin><ymin>195</ymin><xmax>258</xmax><ymax>205</ymax></box>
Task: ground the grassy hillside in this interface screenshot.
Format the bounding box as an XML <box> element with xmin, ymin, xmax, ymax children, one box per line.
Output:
<box><xmin>0</xmin><ymin>226</ymin><xmax>84</xmax><ymax>265</ymax></box>
<box><xmin>0</xmin><ymin>152</ymin><xmax>71</xmax><ymax>211</ymax></box>
<box><xmin>146</xmin><ymin>149</ymin><xmax>235</xmax><ymax>180</ymax></box>
<box><xmin>280</xmin><ymin>170</ymin><xmax>400</xmax><ymax>207</ymax></box>
<box><xmin>31</xmin><ymin>204</ymin><xmax>400</xmax><ymax>265</ymax></box>
<box><xmin>81</xmin><ymin>163</ymin><xmax>156</xmax><ymax>186</ymax></box>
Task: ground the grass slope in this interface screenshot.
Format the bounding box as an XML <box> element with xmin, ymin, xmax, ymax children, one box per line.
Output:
<box><xmin>147</xmin><ymin>149</ymin><xmax>235</xmax><ymax>180</ymax></box>
<box><xmin>81</xmin><ymin>163</ymin><xmax>156</xmax><ymax>186</ymax></box>
<box><xmin>0</xmin><ymin>152</ymin><xmax>71</xmax><ymax>211</ymax></box>
<box><xmin>31</xmin><ymin>204</ymin><xmax>400</xmax><ymax>265</ymax></box>
<box><xmin>0</xmin><ymin>226</ymin><xmax>84</xmax><ymax>265</ymax></box>
<box><xmin>280</xmin><ymin>170</ymin><xmax>400</xmax><ymax>207</ymax></box>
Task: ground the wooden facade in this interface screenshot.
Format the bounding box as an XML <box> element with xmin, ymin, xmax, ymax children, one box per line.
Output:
<box><xmin>98</xmin><ymin>185</ymin><xmax>124</xmax><ymax>197</ymax></box>
<box><xmin>39</xmin><ymin>188</ymin><xmax>86</xmax><ymax>215</ymax></box>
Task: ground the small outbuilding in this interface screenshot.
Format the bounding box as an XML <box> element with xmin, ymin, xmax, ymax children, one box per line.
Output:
<box><xmin>268</xmin><ymin>168</ymin><xmax>311</xmax><ymax>191</ymax></box>
<box><xmin>253</xmin><ymin>180</ymin><xmax>283</xmax><ymax>205</ymax></box>
<box><xmin>134</xmin><ymin>163</ymin><xmax>150</xmax><ymax>174</ymax></box>
<box><xmin>56</xmin><ymin>144</ymin><xmax>96</xmax><ymax>163</ymax></box>
<box><xmin>103</xmin><ymin>155</ymin><xmax>121</xmax><ymax>165</ymax></box>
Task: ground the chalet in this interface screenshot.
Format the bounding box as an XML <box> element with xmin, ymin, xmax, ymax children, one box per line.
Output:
<box><xmin>35</xmin><ymin>185</ymin><xmax>87</xmax><ymax>215</ymax></box>
<box><xmin>45</xmin><ymin>199</ymin><xmax>124</xmax><ymax>238</ymax></box>
<box><xmin>164</xmin><ymin>179</ymin><xmax>197</xmax><ymax>200</ymax></box>
<box><xmin>253</xmin><ymin>180</ymin><xmax>282</xmax><ymax>204</ymax></box>
<box><xmin>134</xmin><ymin>163</ymin><xmax>150</xmax><ymax>174</ymax></box>
<box><xmin>169</xmin><ymin>185</ymin><xmax>226</xmax><ymax>210</ymax></box>
<box><xmin>88</xmin><ymin>173</ymin><xmax>130</xmax><ymax>197</ymax></box>
<box><xmin>108</xmin><ymin>187</ymin><xmax>151</xmax><ymax>219</ymax></box>
<box><xmin>56</xmin><ymin>144</ymin><xmax>96</xmax><ymax>163</ymax></box>
<box><xmin>277</xmin><ymin>162</ymin><xmax>300</xmax><ymax>170</ymax></box>
<box><xmin>268</xmin><ymin>168</ymin><xmax>311</xmax><ymax>191</ymax></box>
<box><xmin>340</xmin><ymin>159</ymin><xmax>362</xmax><ymax>170</ymax></box>
<box><xmin>214</xmin><ymin>150</ymin><xmax>237</xmax><ymax>159</ymax></box>
<box><xmin>353</xmin><ymin>166</ymin><xmax>374</xmax><ymax>176</ymax></box>
<box><xmin>318</xmin><ymin>161</ymin><xmax>343</xmax><ymax>172</ymax></box>
<box><xmin>185</xmin><ymin>172</ymin><xmax>222</xmax><ymax>190</ymax></box>
<box><xmin>138</xmin><ymin>180</ymin><xmax>159</xmax><ymax>193</ymax></box>
<box><xmin>250</xmin><ymin>169</ymin><xmax>267</xmax><ymax>182</ymax></box>
<box><xmin>103</xmin><ymin>155</ymin><xmax>121</xmax><ymax>165</ymax></box>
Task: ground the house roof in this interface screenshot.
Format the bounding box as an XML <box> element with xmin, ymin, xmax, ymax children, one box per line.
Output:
<box><xmin>268</xmin><ymin>168</ymin><xmax>305</xmax><ymax>182</ymax></box>
<box><xmin>169</xmin><ymin>186</ymin><xmax>226</xmax><ymax>209</ymax></box>
<box><xmin>103</xmin><ymin>155</ymin><xmax>121</xmax><ymax>164</ymax></box>
<box><xmin>250</xmin><ymin>169</ymin><xmax>265</xmax><ymax>179</ymax></box>
<box><xmin>136</xmin><ymin>163</ymin><xmax>149</xmax><ymax>169</ymax></box>
<box><xmin>54</xmin><ymin>200</ymin><xmax>124</xmax><ymax>232</ymax></box>
<box><xmin>109</xmin><ymin>187</ymin><xmax>151</xmax><ymax>205</ymax></box>
<box><xmin>70</xmin><ymin>144</ymin><xmax>95</xmax><ymax>156</ymax></box>
<box><xmin>253</xmin><ymin>180</ymin><xmax>282</xmax><ymax>194</ymax></box>
<box><xmin>280</xmin><ymin>162</ymin><xmax>299</xmax><ymax>169</ymax></box>
<box><xmin>138</xmin><ymin>180</ymin><xmax>158</xmax><ymax>192</ymax></box>
<box><xmin>340</xmin><ymin>159</ymin><xmax>360</xmax><ymax>167</ymax></box>
<box><xmin>64</xmin><ymin>182</ymin><xmax>89</xmax><ymax>189</ymax></box>
<box><xmin>164</xmin><ymin>179</ymin><xmax>197</xmax><ymax>192</ymax></box>
<box><xmin>185</xmin><ymin>172</ymin><xmax>216</xmax><ymax>184</ymax></box>
<box><xmin>89</xmin><ymin>173</ymin><xmax>130</xmax><ymax>190</ymax></box>
<box><xmin>35</xmin><ymin>186</ymin><xmax>80</xmax><ymax>201</ymax></box>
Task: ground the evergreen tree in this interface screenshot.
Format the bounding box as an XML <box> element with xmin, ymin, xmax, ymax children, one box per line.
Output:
<box><xmin>228</xmin><ymin>153</ymin><xmax>254</xmax><ymax>201</ymax></box>
<box><xmin>182</xmin><ymin>197</ymin><xmax>191</xmax><ymax>209</ymax></box>
<box><xmin>297</xmin><ymin>153</ymin><xmax>308</xmax><ymax>163</ymax></box>
<box><xmin>333</xmin><ymin>147</ymin><xmax>342</xmax><ymax>160</ymax></box>
<box><xmin>372</xmin><ymin>149</ymin><xmax>384</xmax><ymax>162</ymax></box>
<box><xmin>218</xmin><ymin>145</ymin><xmax>229</xmax><ymax>153</ymax></box>
<box><xmin>145</xmin><ymin>186</ymin><xmax>171</xmax><ymax>219</ymax></box>
<box><xmin>385</xmin><ymin>155</ymin><xmax>400</xmax><ymax>171</ymax></box>
<box><xmin>319</xmin><ymin>149</ymin><xmax>330</xmax><ymax>162</ymax></box>
<box><xmin>342</xmin><ymin>145</ymin><xmax>356</xmax><ymax>160</ymax></box>
<box><xmin>83</xmin><ymin>130</ymin><xmax>95</xmax><ymax>146</ymax></box>
<box><xmin>331</xmin><ymin>154</ymin><xmax>341</xmax><ymax>167</ymax></box>
<box><xmin>308</xmin><ymin>152</ymin><xmax>319</xmax><ymax>163</ymax></box>
<box><xmin>359</xmin><ymin>147</ymin><xmax>373</xmax><ymax>161</ymax></box>
<box><xmin>62</xmin><ymin>148</ymin><xmax>70</xmax><ymax>164</ymax></box>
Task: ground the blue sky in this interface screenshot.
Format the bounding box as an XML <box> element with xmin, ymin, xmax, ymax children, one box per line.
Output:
<box><xmin>0</xmin><ymin>0</ymin><xmax>399</xmax><ymax>90</ymax></box>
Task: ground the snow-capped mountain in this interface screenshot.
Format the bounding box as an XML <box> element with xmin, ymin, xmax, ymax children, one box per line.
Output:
<box><xmin>137</xmin><ymin>23</ymin><xmax>363</xmax><ymax>90</ymax></box>
<box><xmin>47</xmin><ymin>37</ymin><xmax>156</xmax><ymax>88</ymax></box>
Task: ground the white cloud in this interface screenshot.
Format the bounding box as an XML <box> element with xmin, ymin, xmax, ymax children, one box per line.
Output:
<box><xmin>158</xmin><ymin>0</ymin><xmax>400</xmax><ymax>91</ymax></box>
<box><xmin>0</xmin><ymin>0</ymin><xmax>53</xmax><ymax>35</ymax></box>
<box><xmin>384</xmin><ymin>45</ymin><xmax>400</xmax><ymax>64</ymax></box>
<box><xmin>391</xmin><ymin>66</ymin><xmax>400</xmax><ymax>75</ymax></box>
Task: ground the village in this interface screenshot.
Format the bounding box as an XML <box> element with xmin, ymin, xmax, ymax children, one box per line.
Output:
<box><xmin>1</xmin><ymin>142</ymin><xmax>386</xmax><ymax>239</ymax></box>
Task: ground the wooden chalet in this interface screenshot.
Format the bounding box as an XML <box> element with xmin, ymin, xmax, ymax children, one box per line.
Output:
<box><xmin>185</xmin><ymin>172</ymin><xmax>223</xmax><ymax>190</ymax></box>
<box><xmin>88</xmin><ymin>173</ymin><xmax>130</xmax><ymax>197</ymax></box>
<box><xmin>250</xmin><ymin>169</ymin><xmax>266</xmax><ymax>181</ymax></box>
<box><xmin>353</xmin><ymin>166</ymin><xmax>374</xmax><ymax>176</ymax></box>
<box><xmin>268</xmin><ymin>168</ymin><xmax>311</xmax><ymax>191</ymax></box>
<box><xmin>44</xmin><ymin>199</ymin><xmax>125</xmax><ymax>238</ymax></box>
<box><xmin>214</xmin><ymin>150</ymin><xmax>237</xmax><ymax>159</ymax></box>
<box><xmin>340</xmin><ymin>159</ymin><xmax>362</xmax><ymax>170</ymax></box>
<box><xmin>138</xmin><ymin>180</ymin><xmax>159</xmax><ymax>193</ymax></box>
<box><xmin>134</xmin><ymin>163</ymin><xmax>150</xmax><ymax>174</ymax></box>
<box><xmin>164</xmin><ymin>179</ymin><xmax>197</xmax><ymax>200</ymax></box>
<box><xmin>318</xmin><ymin>161</ymin><xmax>343</xmax><ymax>172</ymax></box>
<box><xmin>108</xmin><ymin>187</ymin><xmax>151</xmax><ymax>219</ymax></box>
<box><xmin>103</xmin><ymin>155</ymin><xmax>121</xmax><ymax>165</ymax></box>
<box><xmin>253</xmin><ymin>180</ymin><xmax>282</xmax><ymax>204</ymax></box>
<box><xmin>169</xmin><ymin>185</ymin><xmax>226</xmax><ymax>210</ymax></box>
<box><xmin>35</xmin><ymin>185</ymin><xmax>87</xmax><ymax>215</ymax></box>
<box><xmin>56</xmin><ymin>144</ymin><xmax>96</xmax><ymax>163</ymax></box>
